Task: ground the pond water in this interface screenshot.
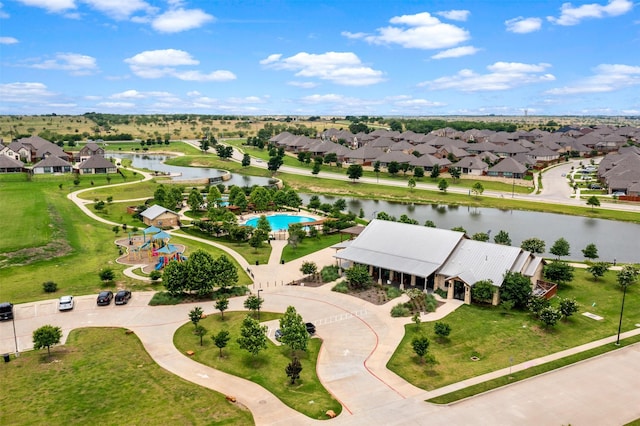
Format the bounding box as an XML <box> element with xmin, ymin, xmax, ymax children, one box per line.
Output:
<box><xmin>299</xmin><ymin>194</ymin><xmax>640</xmax><ymax>263</ymax></box>
<box><xmin>107</xmin><ymin>152</ymin><xmax>639</xmax><ymax>262</ymax></box>
<box><xmin>245</xmin><ymin>214</ymin><xmax>315</xmax><ymax>231</ymax></box>
<box><xmin>107</xmin><ymin>152</ymin><xmax>273</xmax><ymax>187</ymax></box>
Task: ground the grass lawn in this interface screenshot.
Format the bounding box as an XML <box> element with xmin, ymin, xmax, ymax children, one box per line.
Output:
<box><xmin>175</xmin><ymin>227</ymin><xmax>272</xmax><ymax>266</ymax></box>
<box><xmin>0</xmin><ymin>328</ymin><xmax>253</xmax><ymax>425</ymax></box>
<box><xmin>387</xmin><ymin>268</ymin><xmax>640</xmax><ymax>391</ymax></box>
<box><xmin>173</xmin><ymin>311</ymin><xmax>342</xmax><ymax>420</ymax></box>
<box><xmin>280</xmin><ymin>234</ymin><xmax>344</xmax><ymax>263</ymax></box>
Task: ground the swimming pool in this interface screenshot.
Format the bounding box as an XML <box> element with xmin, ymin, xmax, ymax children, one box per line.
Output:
<box><xmin>245</xmin><ymin>214</ymin><xmax>315</xmax><ymax>231</ymax></box>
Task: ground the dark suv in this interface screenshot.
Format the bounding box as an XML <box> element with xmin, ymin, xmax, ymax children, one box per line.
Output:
<box><xmin>96</xmin><ymin>291</ymin><xmax>114</xmax><ymax>306</ymax></box>
<box><xmin>114</xmin><ymin>290</ymin><xmax>131</xmax><ymax>305</ymax></box>
<box><xmin>0</xmin><ymin>302</ymin><xmax>13</xmax><ymax>321</ymax></box>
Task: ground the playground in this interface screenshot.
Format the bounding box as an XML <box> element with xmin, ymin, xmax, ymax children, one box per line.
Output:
<box><xmin>116</xmin><ymin>226</ymin><xmax>187</xmax><ymax>274</ymax></box>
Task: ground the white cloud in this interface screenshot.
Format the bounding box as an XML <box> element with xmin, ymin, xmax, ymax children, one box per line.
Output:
<box><xmin>0</xmin><ymin>82</ymin><xmax>55</xmax><ymax>102</ymax></box>
<box><xmin>436</xmin><ymin>10</ymin><xmax>470</xmax><ymax>21</ymax></box>
<box><xmin>226</xmin><ymin>96</ymin><xmax>265</xmax><ymax>104</ymax></box>
<box><xmin>0</xmin><ymin>36</ymin><xmax>18</xmax><ymax>44</ymax></box>
<box><xmin>15</xmin><ymin>0</ymin><xmax>75</xmax><ymax>13</ymax></box>
<box><xmin>546</xmin><ymin>63</ymin><xmax>640</xmax><ymax>94</ymax></box>
<box><xmin>30</xmin><ymin>53</ymin><xmax>98</xmax><ymax>75</ymax></box>
<box><xmin>288</xmin><ymin>81</ymin><xmax>318</xmax><ymax>88</ymax></box>
<box><xmin>0</xmin><ymin>2</ymin><xmax>10</xmax><ymax>18</ymax></box>
<box><xmin>431</xmin><ymin>46</ymin><xmax>479</xmax><ymax>59</ymax></box>
<box><xmin>505</xmin><ymin>17</ymin><xmax>542</xmax><ymax>33</ymax></box>
<box><xmin>187</xmin><ymin>90</ymin><xmax>201</xmax><ymax>97</ymax></box>
<box><xmin>548</xmin><ymin>0</ymin><xmax>633</xmax><ymax>26</ymax></box>
<box><xmin>83</xmin><ymin>0</ymin><xmax>154</xmax><ymax>20</ymax></box>
<box><xmin>98</xmin><ymin>101</ymin><xmax>136</xmax><ymax>108</ymax></box>
<box><xmin>110</xmin><ymin>89</ymin><xmax>145</xmax><ymax>99</ymax></box>
<box><xmin>124</xmin><ymin>49</ymin><xmax>236</xmax><ymax>82</ymax></box>
<box><xmin>342</xmin><ymin>11</ymin><xmax>469</xmax><ymax>49</ymax></box>
<box><xmin>392</xmin><ymin>98</ymin><xmax>446</xmax><ymax>108</ymax></box>
<box><xmin>151</xmin><ymin>7</ymin><xmax>214</xmax><ymax>33</ymax></box>
<box><xmin>261</xmin><ymin>51</ymin><xmax>384</xmax><ymax>86</ymax></box>
<box><xmin>420</xmin><ymin>61</ymin><xmax>555</xmax><ymax>92</ymax></box>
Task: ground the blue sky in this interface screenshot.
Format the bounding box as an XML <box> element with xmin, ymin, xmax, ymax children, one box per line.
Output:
<box><xmin>1</xmin><ymin>0</ymin><xmax>639</xmax><ymax>116</ymax></box>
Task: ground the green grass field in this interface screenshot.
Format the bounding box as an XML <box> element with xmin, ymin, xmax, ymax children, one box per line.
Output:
<box><xmin>173</xmin><ymin>311</ymin><xmax>342</xmax><ymax>420</ymax></box>
<box><xmin>280</xmin><ymin>233</ymin><xmax>343</xmax><ymax>263</ymax></box>
<box><xmin>0</xmin><ymin>328</ymin><xmax>253</xmax><ymax>425</ymax></box>
<box><xmin>387</xmin><ymin>268</ymin><xmax>640</xmax><ymax>391</ymax></box>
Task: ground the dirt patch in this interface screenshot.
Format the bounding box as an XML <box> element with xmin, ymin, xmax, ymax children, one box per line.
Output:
<box><xmin>0</xmin><ymin>204</ymin><xmax>72</xmax><ymax>268</ymax></box>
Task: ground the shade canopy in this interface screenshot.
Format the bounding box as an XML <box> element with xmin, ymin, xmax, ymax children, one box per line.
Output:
<box><xmin>143</xmin><ymin>226</ymin><xmax>161</xmax><ymax>235</ymax></box>
<box><xmin>152</xmin><ymin>231</ymin><xmax>171</xmax><ymax>241</ymax></box>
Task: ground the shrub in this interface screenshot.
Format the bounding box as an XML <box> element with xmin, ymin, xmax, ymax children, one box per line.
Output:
<box><xmin>321</xmin><ymin>265</ymin><xmax>340</xmax><ymax>282</ymax></box>
<box><xmin>405</xmin><ymin>288</ymin><xmax>423</xmax><ymax>299</ymax></box>
<box><xmin>42</xmin><ymin>281</ymin><xmax>58</xmax><ymax>293</ymax></box>
<box><xmin>424</xmin><ymin>294</ymin><xmax>438</xmax><ymax>312</ymax></box>
<box><xmin>391</xmin><ymin>303</ymin><xmax>411</xmax><ymax>317</ymax></box>
<box><xmin>434</xmin><ymin>322</ymin><xmax>452</xmax><ymax>340</ymax></box>
<box><xmin>149</xmin><ymin>270</ymin><xmax>162</xmax><ymax>282</ymax></box>
<box><xmin>434</xmin><ymin>288</ymin><xmax>447</xmax><ymax>299</ymax></box>
<box><xmin>212</xmin><ymin>285</ymin><xmax>248</xmax><ymax>298</ymax></box>
<box><xmin>332</xmin><ymin>281</ymin><xmax>349</xmax><ymax>293</ymax></box>
<box><xmin>149</xmin><ymin>292</ymin><xmax>184</xmax><ymax>305</ymax></box>
<box><xmin>386</xmin><ymin>286</ymin><xmax>403</xmax><ymax>299</ymax></box>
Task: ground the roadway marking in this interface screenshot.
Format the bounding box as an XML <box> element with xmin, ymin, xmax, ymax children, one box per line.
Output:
<box><xmin>314</xmin><ymin>309</ymin><xmax>368</xmax><ymax>326</ymax></box>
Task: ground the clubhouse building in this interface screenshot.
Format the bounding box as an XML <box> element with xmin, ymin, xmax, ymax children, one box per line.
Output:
<box><xmin>334</xmin><ymin>220</ymin><xmax>545</xmax><ymax>305</ymax></box>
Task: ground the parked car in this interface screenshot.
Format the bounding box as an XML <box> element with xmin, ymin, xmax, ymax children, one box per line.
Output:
<box><xmin>612</xmin><ymin>191</ymin><xmax>626</xmax><ymax>197</ymax></box>
<box><xmin>114</xmin><ymin>290</ymin><xmax>131</xmax><ymax>305</ymax></box>
<box><xmin>58</xmin><ymin>295</ymin><xmax>74</xmax><ymax>311</ymax></box>
<box><xmin>305</xmin><ymin>322</ymin><xmax>316</xmax><ymax>335</ymax></box>
<box><xmin>274</xmin><ymin>329</ymin><xmax>283</xmax><ymax>341</ymax></box>
<box><xmin>0</xmin><ymin>302</ymin><xmax>14</xmax><ymax>321</ymax></box>
<box><xmin>96</xmin><ymin>291</ymin><xmax>114</xmax><ymax>306</ymax></box>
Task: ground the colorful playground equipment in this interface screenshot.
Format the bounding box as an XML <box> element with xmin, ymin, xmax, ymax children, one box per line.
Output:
<box><xmin>126</xmin><ymin>226</ymin><xmax>187</xmax><ymax>269</ymax></box>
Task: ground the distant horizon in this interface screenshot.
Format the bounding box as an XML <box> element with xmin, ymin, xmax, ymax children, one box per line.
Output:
<box><xmin>1</xmin><ymin>1</ymin><xmax>639</xmax><ymax>116</ymax></box>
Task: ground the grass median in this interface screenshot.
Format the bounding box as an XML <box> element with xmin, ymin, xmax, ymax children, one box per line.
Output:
<box><xmin>173</xmin><ymin>310</ymin><xmax>342</xmax><ymax>420</ymax></box>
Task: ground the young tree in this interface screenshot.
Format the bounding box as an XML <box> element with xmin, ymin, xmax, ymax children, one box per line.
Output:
<box><xmin>207</xmin><ymin>185</ymin><xmax>223</xmax><ymax>208</ymax></box>
<box><xmin>250</xmin><ymin>186</ymin><xmax>272</xmax><ymax>212</ymax></box>
<box><xmin>471</xmin><ymin>181</ymin><xmax>484</xmax><ymax>197</ymax></box>
<box><xmin>586</xmin><ymin>195</ymin><xmax>600</xmax><ymax>210</ymax></box>
<box><xmin>215</xmin><ymin>296</ymin><xmax>229</xmax><ymax>320</ymax></box>
<box><xmin>300</xmin><ymin>261</ymin><xmax>318</xmax><ymax>277</ymax></box>
<box><xmin>279</xmin><ymin>306</ymin><xmax>309</xmax><ymax>354</ymax></box>
<box><xmin>194</xmin><ymin>325</ymin><xmax>208</xmax><ymax>346</ymax></box>
<box><xmin>211</xmin><ymin>254</ymin><xmax>238</xmax><ymax>290</ymax></box>
<box><xmin>189</xmin><ymin>306</ymin><xmax>204</xmax><ymax>329</ymax></box>
<box><xmin>550</xmin><ymin>237</ymin><xmax>570</xmax><ymax>259</ymax></box>
<box><xmin>449</xmin><ymin>166</ymin><xmax>461</xmax><ymax>182</ymax></box>
<box><xmin>212</xmin><ymin>330</ymin><xmax>230</xmax><ymax>357</ymax></box>
<box><xmin>471</xmin><ymin>232</ymin><xmax>489</xmax><ymax>242</ymax></box>
<box><xmin>244</xmin><ymin>294</ymin><xmax>263</xmax><ymax>318</ymax></box>
<box><xmin>285</xmin><ymin>357</ymin><xmax>303</xmax><ymax>385</ymax></box>
<box><xmin>387</xmin><ymin>161</ymin><xmax>400</xmax><ymax>176</ymax></box>
<box><xmin>539</xmin><ymin>306</ymin><xmax>562</xmax><ymax>327</ymax></box>
<box><xmin>333</xmin><ymin>198</ymin><xmax>347</xmax><ymax>212</ymax></box>
<box><xmin>521</xmin><ymin>237</ymin><xmax>546</xmax><ymax>254</ymax></box>
<box><xmin>373</xmin><ymin>161</ymin><xmax>380</xmax><ymax>181</ymax></box>
<box><xmin>413</xmin><ymin>166</ymin><xmax>424</xmax><ymax>178</ymax></box>
<box><xmin>186</xmin><ymin>250</ymin><xmax>215</xmax><ymax>296</ymax></box>
<box><xmin>424</xmin><ymin>220</ymin><xmax>436</xmax><ymax>228</ymax></box>
<box><xmin>582</xmin><ymin>243</ymin><xmax>599</xmax><ymax>261</ymax></box>
<box><xmin>544</xmin><ymin>261</ymin><xmax>575</xmax><ymax>285</ymax></box>
<box><xmin>471</xmin><ymin>279</ymin><xmax>494</xmax><ymax>303</ymax></box>
<box><xmin>312</xmin><ymin>161</ymin><xmax>321</xmax><ymax>176</ymax></box>
<box><xmin>267</xmin><ymin>155</ymin><xmax>283</xmax><ymax>175</ymax></box>
<box><xmin>32</xmin><ymin>325</ymin><xmax>63</xmax><ymax>358</ymax></box>
<box><xmin>99</xmin><ymin>268</ymin><xmax>115</xmax><ymax>283</ymax></box>
<box><xmin>493</xmin><ymin>230</ymin><xmax>512</xmax><ymax>246</ymax></box>
<box><xmin>528</xmin><ymin>296</ymin><xmax>550</xmax><ymax>319</ymax></box>
<box><xmin>345</xmin><ymin>264</ymin><xmax>372</xmax><ymax>290</ymax></box>
<box><xmin>249</xmin><ymin>229</ymin><xmax>267</xmax><ymax>251</ymax></box>
<box><xmin>500</xmin><ymin>271</ymin><xmax>532</xmax><ymax>309</ymax></box>
<box><xmin>346</xmin><ymin>164</ymin><xmax>363</xmax><ymax>182</ymax></box>
<box><xmin>241</xmin><ymin>153</ymin><xmax>251</xmax><ymax>167</ymax></box>
<box><xmin>438</xmin><ymin>179</ymin><xmax>448</xmax><ymax>192</ymax></box>
<box><xmin>237</xmin><ymin>315</ymin><xmax>268</xmax><ymax>359</ymax></box>
<box><xmin>408</xmin><ymin>177</ymin><xmax>416</xmax><ymax>191</ymax></box>
<box><xmin>412</xmin><ymin>312</ymin><xmax>421</xmax><ymax>329</ymax></box>
<box><xmin>587</xmin><ymin>262</ymin><xmax>610</xmax><ymax>281</ymax></box>
<box><xmin>617</xmin><ymin>265</ymin><xmax>639</xmax><ymax>289</ymax></box>
<box><xmin>430</xmin><ymin>164</ymin><xmax>441</xmax><ymax>179</ymax></box>
<box><xmin>411</xmin><ymin>335</ymin><xmax>430</xmax><ymax>364</ymax></box>
<box><xmin>558</xmin><ymin>297</ymin><xmax>579</xmax><ymax>319</ymax></box>
<box><xmin>434</xmin><ymin>322</ymin><xmax>451</xmax><ymax>341</ymax></box>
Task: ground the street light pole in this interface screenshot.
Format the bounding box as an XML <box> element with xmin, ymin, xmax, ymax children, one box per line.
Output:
<box><xmin>11</xmin><ymin>314</ymin><xmax>19</xmax><ymax>356</ymax></box>
<box><xmin>257</xmin><ymin>289</ymin><xmax>263</xmax><ymax>321</ymax></box>
<box><xmin>615</xmin><ymin>283</ymin><xmax>628</xmax><ymax>346</ymax></box>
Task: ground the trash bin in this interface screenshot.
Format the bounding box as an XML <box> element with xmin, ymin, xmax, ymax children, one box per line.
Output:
<box><xmin>3</xmin><ymin>353</ymin><xmax>10</xmax><ymax>363</ymax></box>
<box><xmin>255</xmin><ymin>260</ymin><xmax>259</xmax><ymax>265</ymax></box>
<box><xmin>281</xmin><ymin>260</ymin><xmax>285</xmax><ymax>264</ymax></box>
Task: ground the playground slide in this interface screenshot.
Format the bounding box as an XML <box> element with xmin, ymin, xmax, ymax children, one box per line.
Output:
<box><xmin>154</xmin><ymin>259</ymin><xmax>164</xmax><ymax>270</ymax></box>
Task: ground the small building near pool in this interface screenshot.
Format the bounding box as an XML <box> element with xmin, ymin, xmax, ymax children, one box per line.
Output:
<box><xmin>140</xmin><ymin>205</ymin><xmax>181</xmax><ymax>228</ymax></box>
<box><xmin>333</xmin><ymin>220</ymin><xmax>544</xmax><ymax>305</ymax></box>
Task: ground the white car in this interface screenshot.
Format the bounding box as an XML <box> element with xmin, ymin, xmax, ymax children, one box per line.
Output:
<box><xmin>58</xmin><ymin>295</ymin><xmax>74</xmax><ymax>311</ymax></box>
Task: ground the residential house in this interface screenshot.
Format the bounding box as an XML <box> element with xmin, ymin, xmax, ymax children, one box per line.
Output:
<box><xmin>140</xmin><ymin>205</ymin><xmax>181</xmax><ymax>228</ymax></box>
<box><xmin>31</xmin><ymin>155</ymin><xmax>73</xmax><ymax>174</ymax></box>
<box><xmin>77</xmin><ymin>155</ymin><xmax>118</xmax><ymax>174</ymax></box>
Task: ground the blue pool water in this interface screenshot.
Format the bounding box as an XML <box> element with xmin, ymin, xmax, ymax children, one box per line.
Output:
<box><xmin>245</xmin><ymin>214</ymin><xmax>315</xmax><ymax>231</ymax></box>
